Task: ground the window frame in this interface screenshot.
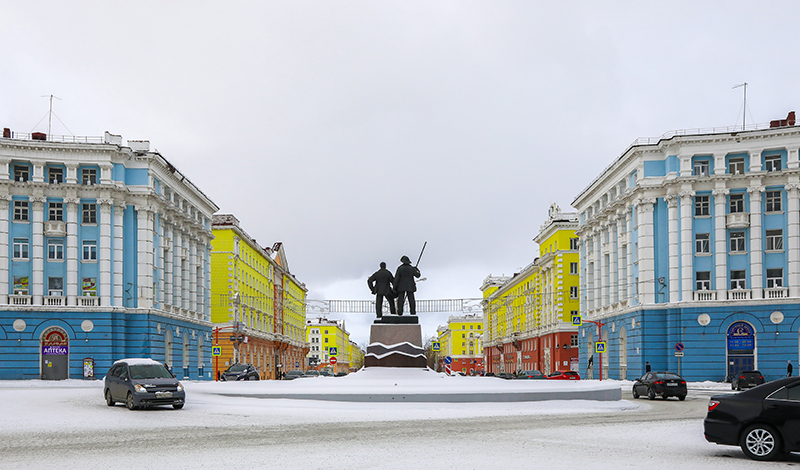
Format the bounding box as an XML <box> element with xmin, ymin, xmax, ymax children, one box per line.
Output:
<box><xmin>766</xmin><ymin>229</ymin><xmax>784</xmax><ymax>251</ymax></box>
<box><xmin>82</xmin><ymin>203</ymin><xmax>97</xmax><ymax>224</ymax></box>
<box><xmin>767</xmin><ymin>268</ymin><xmax>784</xmax><ymax>288</ymax></box>
<box><xmin>728</xmin><ymin>157</ymin><xmax>745</xmax><ymax>175</ymax></box>
<box><xmin>695</xmin><ymin>195</ymin><xmax>710</xmax><ymax>216</ymax></box>
<box><xmin>48</xmin><ymin>240</ymin><xmax>64</xmax><ymax>260</ymax></box>
<box><xmin>48</xmin><ymin>167</ymin><xmax>64</xmax><ymax>184</ymax></box>
<box><xmin>81</xmin><ymin>168</ymin><xmax>97</xmax><ymax>185</ymax></box>
<box><xmin>693</xmin><ymin>160</ymin><xmax>710</xmax><ymax>177</ymax></box>
<box><xmin>766</xmin><ymin>190</ymin><xmax>782</xmax><ymax>212</ymax></box>
<box><xmin>13</xmin><ymin>164</ymin><xmax>29</xmax><ymax>182</ymax></box>
<box><xmin>764</xmin><ymin>155</ymin><xmax>782</xmax><ymax>172</ymax></box>
<box><xmin>695</xmin><ymin>233</ymin><xmax>710</xmax><ymax>254</ymax></box>
<box><xmin>13</xmin><ymin>238</ymin><xmax>29</xmax><ymax>259</ymax></box>
<box><xmin>696</xmin><ymin>271</ymin><xmax>711</xmax><ymax>291</ymax></box>
<box><xmin>729</xmin><ymin>193</ymin><xmax>745</xmax><ymax>213</ymax></box>
<box><xmin>48</xmin><ymin>202</ymin><xmax>64</xmax><ymax>221</ymax></box>
<box><xmin>13</xmin><ymin>200</ymin><xmax>29</xmax><ymax>221</ymax></box>
<box><xmin>730</xmin><ymin>270</ymin><xmax>747</xmax><ymax>290</ymax></box>
<box><xmin>82</xmin><ymin>240</ymin><xmax>97</xmax><ymax>261</ymax></box>
<box><xmin>730</xmin><ymin>231</ymin><xmax>746</xmax><ymax>253</ymax></box>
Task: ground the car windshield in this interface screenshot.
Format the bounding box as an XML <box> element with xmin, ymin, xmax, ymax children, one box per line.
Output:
<box><xmin>654</xmin><ymin>373</ymin><xmax>681</xmax><ymax>380</ymax></box>
<box><xmin>129</xmin><ymin>364</ymin><xmax>172</xmax><ymax>379</ymax></box>
<box><xmin>227</xmin><ymin>365</ymin><xmax>248</xmax><ymax>373</ymax></box>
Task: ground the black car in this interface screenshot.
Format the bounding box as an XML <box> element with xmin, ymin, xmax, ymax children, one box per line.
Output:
<box><xmin>705</xmin><ymin>376</ymin><xmax>800</xmax><ymax>460</ymax></box>
<box><xmin>632</xmin><ymin>371</ymin><xmax>687</xmax><ymax>401</ymax></box>
<box><xmin>283</xmin><ymin>370</ymin><xmax>304</xmax><ymax>380</ymax></box>
<box><xmin>104</xmin><ymin>358</ymin><xmax>185</xmax><ymax>410</ymax></box>
<box><xmin>731</xmin><ymin>370</ymin><xmax>765</xmax><ymax>391</ymax></box>
<box><xmin>495</xmin><ymin>372</ymin><xmax>514</xmax><ymax>380</ymax></box>
<box><xmin>220</xmin><ymin>363</ymin><xmax>260</xmax><ymax>381</ymax></box>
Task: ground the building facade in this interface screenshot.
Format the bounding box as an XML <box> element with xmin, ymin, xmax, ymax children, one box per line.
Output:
<box><xmin>573</xmin><ymin>116</ymin><xmax>800</xmax><ymax>381</ymax></box>
<box><xmin>210</xmin><ymin>214</ymin><xmax>308</xmax><ymax>379</ymax></box>
<box><xmin>482</xmin><ymin>204</ymin><xmax>580</xmax><ymax>375</ymax></box>
<box><xmin>435</xmin><ymin>314</ymin><xmax>483</xmax><ymax>374</ymax></box>
<box><xmin>306</xmin><ymin>317</ymin><xmax>353</xmax><ymax>374</ymax></box>
<box><xmin>0</xmin><ymin>130</ymin><xmax>218</xmax><ymax>380</ymax></box>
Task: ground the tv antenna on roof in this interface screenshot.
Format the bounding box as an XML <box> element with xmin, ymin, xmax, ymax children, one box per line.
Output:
<box><xmin>732</xmin><ymin>82</ymin><xmax>747</xmax><ymax>130</ymax></box>
<box><xmin>41</xmin><ymin>94</ymin><xmax>61</xmax><ymax>135</ymax></box>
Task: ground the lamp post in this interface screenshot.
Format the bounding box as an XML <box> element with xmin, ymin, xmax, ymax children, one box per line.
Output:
<box><xmin>583</xmin><ymin>319</ymin><xmax>605</xmax><ymax>381</ymax></box>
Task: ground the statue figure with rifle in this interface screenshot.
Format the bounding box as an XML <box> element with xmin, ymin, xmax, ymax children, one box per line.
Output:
<box><xmin>394</xmin><ymin>242</ymin><xmax>426</xmax><ymax>316</ymax></box>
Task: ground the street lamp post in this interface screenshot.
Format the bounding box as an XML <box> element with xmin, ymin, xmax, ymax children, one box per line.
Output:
<box><xmin>583</xmin><ymin>319</ymin><xmax>605</xmax><ymax>381</ymax></box>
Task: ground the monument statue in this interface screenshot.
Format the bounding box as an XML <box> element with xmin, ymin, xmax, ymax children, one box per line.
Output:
<box><xmin>367</xmin><ymin>262</ymin><xmax>396</xmax><ymax>318</ymax></box>
<box><xmin>395</xmin><ymin>255</ymin><xmax>421</xmax><ymax>316</ymax></box>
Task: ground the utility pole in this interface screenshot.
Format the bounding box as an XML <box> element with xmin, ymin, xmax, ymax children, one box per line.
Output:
<box><xmin>733</xmin><ymin>83</ymin><xmax>747</xmax><ymax>130</ymax></box>
<box><xmin>40</xmin><ymin>94</ymin><xmax>61</xmax><ymax>136</ymax></box>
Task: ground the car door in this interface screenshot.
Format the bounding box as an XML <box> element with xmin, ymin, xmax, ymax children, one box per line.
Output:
<box><xmin>634</xmin><ymin>373</ymin><xmax>649</xmax><ymax>395</ymax></box>
<box><xmin>108</xmin><ymin>365</ymin><xmax>125</xmax><ymax>400</ymax></box>
<box><xmin>764</xmin><ymin>383</ymin><xmax>800</xmax><ymax>451</ymax></box>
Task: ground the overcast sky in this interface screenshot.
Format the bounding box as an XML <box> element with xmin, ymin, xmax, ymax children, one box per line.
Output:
<box><xmin>4</xmin><ymin>2</ymin><xmax>800</xmax><ymax>345</ymax></box>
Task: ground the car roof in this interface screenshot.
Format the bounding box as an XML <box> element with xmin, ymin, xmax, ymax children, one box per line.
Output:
<box><xmin>113</xmin><ymin>358</ymin><xmax>162</xmax><ymax>366</ymax></box>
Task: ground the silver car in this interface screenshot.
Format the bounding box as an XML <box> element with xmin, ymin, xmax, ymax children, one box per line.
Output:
<box><xmin>104</xmin><ymin>358</ymin><xmax>186</xmax><ymax>410</ymax></box>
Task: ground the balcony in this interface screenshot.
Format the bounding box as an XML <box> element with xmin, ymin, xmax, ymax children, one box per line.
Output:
<box><xmin>765</xmin><ymin>287</ymin><xmax>789</xmax><ymax>299</ymax></box>
<box><xmin>726</xmin><ymin>213</ymin><xmax>750</xmax><ymax>229</ymax></box>
<box><xmin>727</xmin><ymin>289</ymin><xmax>752</xmax><ymax>300</ymax></box>
<box><xmin>44</xmin><ymin>296</ymin><xmax>65</xmax><ymax>306</ymax></box>
<box><xmin>79</xmin><ymin>296</ymin><xmax>98</xmax><ymax>307</ymax></box>
<box><xmin>693</xmin><ymin>291</ymin><xmax>717</xmax><ymax>301</ymax></box>
<box><xmin>9</xmin><ymin>295</ymin><xmax>31</xmax><ymax>305</ymax></box>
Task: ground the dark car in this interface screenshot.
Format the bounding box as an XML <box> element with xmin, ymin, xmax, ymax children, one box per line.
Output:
<box><xmin>104</xmin><ymin>358</ymin><xmax>185</xmax><ymax>410</ymax></box>
<box><xmin>495</xmin><ymin>372</ymin><xmax>514</xmax><ymax>379</ymax></box>
<box><xmin>731</xmin><ymin>370</ymin><xmax>765</xmax><ymax>391</ymax></box>
<box><xmin>632</xmin><ymin>371</ymin><xmax>686</xmax><ymax>400</ymax></box>
<box><xmin>547</xmin><ymin>370</ymin><xmax>581</xmax><ymax>380</ymax></box>
<box><xmin>515</xmin><ymin>370</ymin><xmax>546</xmax><ymax>380</ymax></box>
<box><xmin>704</xmin><ymin>376</ymin><xmax>800</xmax><ymax>460</ymax></box>
<box><xmin>283</xmin><ymin>370</ymin><xmax>304</xmax><ymax>380</ymax></box>
<box><xmin>220</xmin><ymin>363</ymin><xmax>260</xmax><ymax>381</ymax></box>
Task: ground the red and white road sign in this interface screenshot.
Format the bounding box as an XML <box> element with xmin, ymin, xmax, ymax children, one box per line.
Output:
<box><xmin>330</xmin><ymin>357</ymin><xmax>338</xmax><ymax>365</ymax></box>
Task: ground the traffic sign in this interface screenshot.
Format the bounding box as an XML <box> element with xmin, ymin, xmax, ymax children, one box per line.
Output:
<box><xmin>595</xmin><ymin>341</ymin><xmax>607</xmax><ymax>354</ymax></box>
<box><xmin>675</xmin><ymin>351</ymin><xmax>684</xmax><ymax>357</ymax></box>
<box><xmin>329</xmin><ymin>347</ymin><xmax>338</xmax><ymax>356</ymax></box>
<box><xmin>444</xmin><ymin>356</ymin><xmax>452</xmax><ymax>364</ymax></box>
<box><xmin>330</xmin><ymin>357</ymin><xmax>338</xmax><ymax>365</ymax></box>
<box><xmin>212</xmin><ymin>346</ymin><xmax>221</xmax><ymax>357</ymax></box>
<box><xmin>675</xmin><ymin>342</ymin><xmax>685</xmax><ymax>352</ymax></box>
<box><xmin>432</xmin><ymin>342</ymin><xmax>441</xmax><ymax>351</ymax></box>
<box><xmin>571</xmin><ymin>315</ymin><xmax>582</xmax><ymax>326</ymax></box>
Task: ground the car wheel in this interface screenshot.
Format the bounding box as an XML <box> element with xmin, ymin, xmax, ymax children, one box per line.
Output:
<box><xmin>126</xmin><ymin>392</ymin><xmax>137</xmax><ymax>411</ymax></box>
<box><xmin>648</xmin><ymin>387</ymin><xmax>656</xmax><ymax>400</ymax></box>
<box><xmin>678</xmin><ymin>395</ymin><xmax>686</xmax><ymax>401</ymax></box>
<box><xmin>632</xmin><ymin>387</ymin><xmax>639</xmax><ymax>399</ymax></box>
<box><xmin>741</xmin><ymin>424</ymin><xmax>781</xmax><ymax>461</ymax></box>
<box><xmin>732</xmin><ymin>382</ymin><xmax>736</xmax><ymax>390</ymax></box>
<box><xmin>105</xmin><ymin>389</ymin><xmax>115</xmax><ymax>406</ymax></box>
<box><xmin>737</xmin><ymin>383</ymin><xmax>742</xmax><ymax>391</ymax></box>
<box><xmin>173</xmin><ymin>404</ymin><xmax>184</xmax><ymax>410</ymax></box>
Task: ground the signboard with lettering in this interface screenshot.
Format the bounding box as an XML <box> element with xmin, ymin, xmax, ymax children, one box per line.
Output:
<box><xmin>42</xmin><ymin>345</ymin><xmax>68</xmax><ymax>355</ymax></box>
<box><xmin>727</xmin><ymin>322</ymin><xmax>754</xmax><ymax>351</ymax></box>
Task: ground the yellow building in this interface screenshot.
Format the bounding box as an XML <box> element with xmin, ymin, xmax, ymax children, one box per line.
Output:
<box><xmin>306</xmin><ymin>317</ymin><xmax>356</xmax><ymax>374</ymax></box>
<box><xmin>482</xmin><ymin>203</ymin><xmax>580</xmax><ymax>375</ymax></box>
<box><xmin>435</xmin><ymin>314</ymin><xmax>483</xmax><ymax>374</ymax></box>
<box><xmin>210</xmin><ymin>214</ymin><xmax>308</xmax><ymax>379</ymax></box>
<box><xmin>348</xmin><ymin>340</ymin><xmax>365</xmax><ymax>371</ymax></box>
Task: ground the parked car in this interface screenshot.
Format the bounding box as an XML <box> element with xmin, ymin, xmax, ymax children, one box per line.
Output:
<box><xmin>303</xmin><ymin>370</ymin><xmax>320</xmax><ymax>378</ymax></box>
<box><xmin>731</xmin><ymin>370</ymin><xmax>765</xmax><ymax>391</ymax></box>
<box><xmin>220</xmin><ymin>363</ymin><xmax>260</xmax><ymax>381</ymax></box>
<box><xmin>283</xmin><ymin>370</ymin><xmax>304</xmax><ymax>380</ymax></box>
<box><xmin>704</xmin><ymin>376</ymin><xmax>800</xmax><ymax>460</ymax></box>
<box><xmin>515</xmin><ymin>370</ymin><xmax>546</xmax><ymax>380</ymax></box>
<box><xmin>483</xmin><ymin>372</ymin><xmax>495</xmax><ymax>377</ymax></box>
<box><xmin>632</xmin><ymin>371</ymin><xmax>686</xmax><ymax>400</ymax></box>
<box><xmin>547</xmin><ymin>370</ymin><xmax>581</xmax><ymax>380</ymax></box>
<box><xmin>495</xmin><ymin>372</ymin><xmax>514</xmax><ymax>379</ymax></box>
<box><xmin>104</xmin><ymin>358</ymin><xmax>185</xmax><ymax>410</ymax></box>
<box><xmin>334</xmin><ymin>372</ymin><xmax>348</xmax><ymax>377</ymax></box>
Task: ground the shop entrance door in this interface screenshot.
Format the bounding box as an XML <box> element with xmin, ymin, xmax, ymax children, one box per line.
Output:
<box><xmin>41</xmin><ymin>327</ymin><xmax>69</xmax><ymax>380</ymax></box>
<box><xmin>727</xmin><ymin>321</ymin><xmax>755</xmax><ymax>381</ymax></box>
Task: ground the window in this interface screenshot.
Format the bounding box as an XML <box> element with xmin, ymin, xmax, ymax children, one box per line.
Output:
<box><xmin>730</xmin><ymin>270</ymin><xmax>746</xmax><ymax>290</ymax></box>
<box><xmin>82</xmin><ymin>277</ymin><xmax>97</xmax><ymax>296</ymax></box>
<box><xmin>570</xmin><ymin>238</ymin><xmax>579</xmax><ymax>250</ymax></box>
<box><xmin>13</xmin><ymin>164</ymin><xmax>29</xmax><ymax>182</ymax></box>
<box><xmin>764</xmin><ymin>155</ymin><xmax>782</xmax><ymax>172</ymax></box>
<box><xmin>13</xmin><ymin>276</ymin><xmax>29</xmax><ymax>295</ymax></box>
<box><xmin>695</xmin><ymin>195</ymin><xmax>710</xmax><ymax>216</ymax></box>
<box><xmin>730</xmin><ymin>193</ymin><xmax>744</xmax><ymax>213</ymax></box>
<box><xmin>767</xmin><ymin>269</ymin><xmax>784</xmax><ymax>288</ymax></box>
<box><xmin>696</xmin><ymin>271</ymin><xmax>711</xmax><ymax>291</ymax></box>
<box><xmin>13</xmin><ymin>238</ymin><xmax>29</xmax><ymax>259</ymax></box>
<box><xmin>48</xmin><ymin>202</ymin><xmax>63</xmax><ymax>221</ymax></box>
<box><xmin>695</xmin><ymin>233</ymin><xmax>710</xmax><ymax>254</ymax></box>
<box><xmin>766</xmin><ymin>229</ymin><xmax>783</xmax><ymax>251</ymax></box>
<box><xmin>82</xmin><ymin>240</ymin><xmax>97</xmax><ymax>261</ymax></box>
<box><xmin>82</xmin><ymin>203</ymin><xmax>97</xmax><ymax>224</ymax></box>
<box><xmin>729</xmin><ymin>157</ymin><xmax>745</xmax><ymax>175</ymax></box>
<box><xmin>766</xmin><ymin>191</ymin><xmax>782</xmax><ymax>212</ymax></box>
<box><xmin>81</xmin><ymin>168</ymin><xmax>97</xmax><ymax>185</ymax></box>
<box><xmin>48</xmin><ymin>240</ymin><xmax>64</xmax><ymax>260</ymax></box>
<box><xmin>730</xmin><ymin>231</ymin><xmax>746</xmax><ymax>253</ymax></box>
<box><xmin>693</xmin><ymin>160</ymin><xmax>710</xmax><ymax>176</ymax></box>
<box><xmin>324</xmin><ymin>337</ymin><xmax>328</xmax><ymax>343</ymax></box>
<box><xmin>48</xmin><ymin>168</ymin><xmax>64</xmax><ymax>184</ymax></box>
<box><xmin>48</xmin><ymin>277</ymin><xmax>63</xmax><ymax>297</ymax></box>
<box><xmin>570</xmin><ymin>286</ymin><xmax>579</xmax><ymax>299</ymax></box>
<box><xmin>570</xmin><ymin>262</ymin><xmax>579</xmax><ymax>274</ymax></box>
<box><xmin>571</xmin><ymin>334</ymin><xmax>579</xmax><ymax>348</ymax></box>
<box><xmin>13</xmin><ymin>200</ymin><xmax>29</xmax><ymax>221</ymax></box>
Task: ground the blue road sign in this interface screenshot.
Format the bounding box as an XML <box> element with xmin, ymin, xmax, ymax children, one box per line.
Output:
<box><xmin>445</xmin><ymin>356</ymin><xmax>452</xmax><ymax>364</ymax></box>
<box><xmin>675</xmin><ymin>342</ymin><xmax>685</xmax><ymax>352</ymax></box>
<box><xmin>571</xmin><ymin>315</ymin><xmax>582</xmax><ymax>326</ymax></box>
<box><xmin>595</xmin><ymin>341</ymin><xmax>607</xmax><ymax>354</ymax></box>
<box><xmin>432</xmin><ymin>342</ymin><xmax>441</xmax><ymax>351</ymax></box>
<box><xmin>212</xmin><ymin>346</ymin><xmax>221</xmax><ymax>357</ymax></box>
<box><xmin>329</xmin><ymin>347</ymin><xmax>338</xmax><ymax>356</ymax></box>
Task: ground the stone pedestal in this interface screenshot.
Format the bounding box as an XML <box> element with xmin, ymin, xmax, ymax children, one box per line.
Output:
<box><xmin>365</xmin><ymin>324</ymin><xmax>427</xmax><ymax>368</ymax></box>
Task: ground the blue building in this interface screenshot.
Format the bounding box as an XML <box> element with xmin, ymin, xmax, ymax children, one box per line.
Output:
<box><xmin>572</xmin><ymin>113</ymin><xmax>800</xmax><ymax>382</ymax></box>
<box><xmin>0</xmin><ymin>129</ymin><xmax>218</xmax><ymax>380</ymax></box>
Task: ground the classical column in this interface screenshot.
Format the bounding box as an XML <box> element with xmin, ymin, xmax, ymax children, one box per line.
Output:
<box><xmin>65</xmin><ymin>163</ymin><xmax>78</xmax><ymax>185</ymax></box>
<box><xmin>788</xmin><ymin>147</ymin><xmax>800</xmax><ymax>171</ymax></box>
<box><xmin>173</xmin><ymin>228</ymin><xmax>184</xmax><ymax>309</ymax></box>
<box><xmin>99</xmin><ymin>163</ymin><xmax>114</xmax><ymax>185</ymax></box>
<box><xmin>616</xmin><ymin>209</ymin><xmax>628</xmax><ymax>301</ymax></box>
<box><xmin>65</xmin><ymin>197</ymin><xmax>80</xmax><ymax>304</ymax></box>
<box><xmin>666</xmin><ymin>193</ymin><xmax>679</xmax><ymax>303</ymax></box>
<box><xmin>713</xmin><ymin>152</ymin><xmax>727</xmax><ymax>176</ymax></box>
<box><xmin>679</xmin><ymin>189</ymin><xmax>695</xmax><ymax>302</ymax></box>
<box><xmin>600</xmin><ymin>224</ymin><xmax>609</xmax><ymax>307</ymax></box>
<box><xmin>32</xmin><ymin>163</ymin><xmax>45</xmax><ymax>184</ymax></box>
<box><xmin>30</xmin><ymin>196</ymin><xmax>46</xmax><ymax>304</ymax></box>
<box><xmin>0</xmin><ymin>194</ymin><xmax>10</xmax><ymax>302</ymax></box>
<box><xmin>637</xmin><ymin>198</ymin><xmax>657</xmax><ymax>305</ymax></box>
<box><xmin>713</xmin><ymin>188</ymin><xmax>729</xmax><ymax>299</ymax></box>
<box><xmin>136</xmin><ymin>206</ymin><xmax>154</xmax><ymax>309</ymax></box>
<box><xmin>113</xmin><ymin>200</ymin><xmax>125</xmax><ymax>307</ymax></box>
<box><xmin>189</xmin><ymin>237</ymin><xmax>198</xmax><ymax>313</ymax></box>
<box><xmin>593</xmin><ymin>229</ymin><xmax>602</xmax><ymax>310</ymax></box>
<box><xmin>155</xmin><ymin>216</ymin><xmax>165</xmax><ymax>310</ymax></box>
<box><xmin>182</xmin><ymin>230</ymin><xmax>190</xmax><ymax>310</ymax></box>
<box><xmin>98</xmin><ymin>198</ymin><xmax>113</xmax><ymax>307</ymax></box>
<box><xmin>748</xmin><ymin>186</ymin><xmax>765</xmax><ymax>299</ymax></box>
<box><xmin>163</xmin><ymin>220</ymin><xmax>174</xmax><ymax>308</ymax></box>
<box><xmin>787</xmin><ymin>183</ymin><xmax>800</xmax><ymax>297</ymax></box>
<box><xmin>749</xmin><ymin>149</ymin><xmax>763</xmax><ymax>173</ymax></box>
<box><xmin>609</xmin><ymin>218</ymin><xmax>619</xmax><ymax>305</ymax></box>
<box><xmin>626</xmin><ymin>205</ymin><xmax>635</xmax><ymax>302</ymax></box>
<box><xmin>0</xmin><ymin>159</ymin><xmax>9</xmax><ymax>181</ymax></box>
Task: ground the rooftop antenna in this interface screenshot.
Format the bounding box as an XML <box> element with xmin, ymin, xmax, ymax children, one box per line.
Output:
<box><xmin>732</xmin><ymin>82</ymin><xmax>747</xmax><ymax>130</ymax></box>
<box><xmin>40</xmin><ymin>94</ymin><xmax>61</xmax><ymax>135</ymax></box>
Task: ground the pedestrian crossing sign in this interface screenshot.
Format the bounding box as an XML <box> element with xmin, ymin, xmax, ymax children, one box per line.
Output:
<box><xmin>433</xmin><ymin>342</ymin><xmax>440</xmax><ymax>351</ymax></box>
<box><xmin>571</xmin><ymin>315</ymin><xmax>582</xmax><ymax>326</ymax></box>
<box><xmin>212</xmin><ymin>346</ymin><xmax>221</xmax><ymax>357</ymax></box>
<box><xmin>329</xmin><ymin>347</ymin><xmax>338</xmax><ymax>356</ymax></box>
<box><xmin>595</xmin><ymin>341</ymin><xmax>607</xmax><ymax>354</ymax></box>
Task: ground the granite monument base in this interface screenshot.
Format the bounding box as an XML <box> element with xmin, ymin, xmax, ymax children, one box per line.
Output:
<box><xmin>365</xmin><ymin>323</ymin><xmax>427</xmax><ymax>368</ymax></box>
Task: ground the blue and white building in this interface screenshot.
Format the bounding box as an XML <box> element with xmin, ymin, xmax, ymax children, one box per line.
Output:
<box><xmin>573</xmin><ymin>116</ymin><xmax>800</xmax><ymax>382</ymax></box>
<box><xmin>0</xmin><ymin>129</ymin><xmax>218</xmax><ymax>380</ymax></box>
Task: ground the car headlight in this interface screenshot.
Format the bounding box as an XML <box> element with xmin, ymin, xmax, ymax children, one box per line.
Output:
<box><xmin>134</xmin><ymin>384</ymin><xmax>147</xmax><ymax>393</ymax></box>
<box><xmin>176</xmin><ymin>382</ymin><xmax>184</xmax><ymax>392</ymax></box>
